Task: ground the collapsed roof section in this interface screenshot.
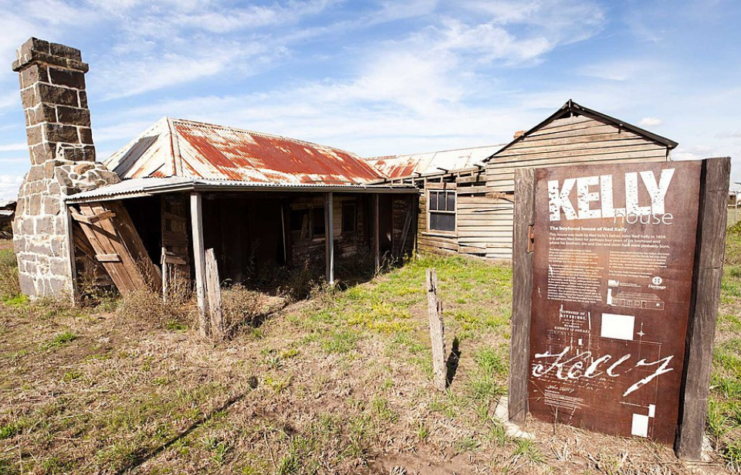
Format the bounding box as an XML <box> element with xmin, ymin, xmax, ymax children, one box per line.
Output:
<box><xmin>364</xmin><ymin>144</ymin><xmax>505</xmax><ymax>180</ymax></box>
<box><xmin>105</xmin><ymin>117</ymin><xmax>386</xmax><ymax>185</ymax></box>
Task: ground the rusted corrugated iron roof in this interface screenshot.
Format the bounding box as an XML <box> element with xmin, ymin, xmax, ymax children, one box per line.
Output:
<box><xmin>105</xmin><ymin>118</ymin><xmax>385</xmax><ymax>185</ymax></box>
<box><xmin>364</xmin><ymin>144</ymin><xmax>505</xmax><ymax>179</ymax></box>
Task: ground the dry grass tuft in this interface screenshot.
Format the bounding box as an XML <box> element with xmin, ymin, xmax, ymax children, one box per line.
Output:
<box><xmin>117</xmin><ymin>288</ymin><xmax>194</xmax><ymax>329</ymax></box>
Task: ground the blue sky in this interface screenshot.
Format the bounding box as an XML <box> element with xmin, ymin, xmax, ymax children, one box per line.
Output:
<box><xmin>0</xmin><ymin>0</ymin><xmax>739</xmax><ymax>199</ymax></box>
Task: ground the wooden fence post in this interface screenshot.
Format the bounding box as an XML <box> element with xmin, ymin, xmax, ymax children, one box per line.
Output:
<box><xmin>508</xmin><ymin>168</ymin><xmax>536</xmax><ymax>423</ymax></box>
<box><xmin>205</xmin><ymin>248</ymin><xmax>225</xmax><ymax>341</ymax></box>
<box><xmin>426</xmin><ymin>268</ymin><xmax>446</xmax><ymax>391</ymax></box>
<box><xmin>675</xmin><ymin>157</ymin><xmax>731</xmax><ymax>459</ymax></box>
<box><xmin>161</xmin><ymin>247</ymin><xmax>168</xmax><ymax>304</ymax></box>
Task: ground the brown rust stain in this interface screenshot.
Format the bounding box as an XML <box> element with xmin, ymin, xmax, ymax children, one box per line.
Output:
<box><xmin>373</xmin><ymin>156</ymin><xmax>422</xmax><ymax>179</ymax></box>
<box><xmin>174</xmin><ymin>121</ymin><xmax>383</xmax><ymax>184</ymax></box>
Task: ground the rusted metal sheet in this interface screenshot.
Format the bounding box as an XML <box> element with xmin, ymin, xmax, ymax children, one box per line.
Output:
<box><xmin>529</xmin><ymin>160</ymin><xmax>702</xmax><ymax>444</ymax></box>
<box><xmin>106</xmin><ymin>117</ymin><xmax>383</xmax><ymax>185</ymax></box>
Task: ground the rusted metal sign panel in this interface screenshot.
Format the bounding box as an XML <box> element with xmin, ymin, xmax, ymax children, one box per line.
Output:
<box><xmin>529</xmin><ymin>160</ymin><xmax>702</xmax><ymax>444</ymax></box>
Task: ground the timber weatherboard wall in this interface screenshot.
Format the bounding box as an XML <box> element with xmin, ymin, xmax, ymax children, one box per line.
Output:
<box><xmin>411</xmin><ymin>101</ymin><xmax>677</xmax><ymax>261</ymax></box>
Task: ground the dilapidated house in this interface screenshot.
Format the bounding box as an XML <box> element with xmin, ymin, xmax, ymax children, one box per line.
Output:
<box><xmin>10</xmin><ymin>38</ymin><xmax>416</xmax><ymax>304</ymax></box>
<box><xmin>9</xmin><ymin>36</ymin><xmax>681</xmax><ymax>304</ymax></box>
<box><xmin>369</xmin><ymin>100</ymin><xmax>678</xmax><ymax>261</ymax></box>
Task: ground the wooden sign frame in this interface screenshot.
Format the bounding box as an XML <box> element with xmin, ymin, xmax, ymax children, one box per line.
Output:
<box><xmin>508</xmin><ymin>157</ymin><xmax>731</xmax><ymax>459</ymax></box>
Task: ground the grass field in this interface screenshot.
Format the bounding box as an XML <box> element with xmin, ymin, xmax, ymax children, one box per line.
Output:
<box><xmin>0</xmin><ymin>235</ymin><xmax>739</xmax><ymax>474</ymax></box>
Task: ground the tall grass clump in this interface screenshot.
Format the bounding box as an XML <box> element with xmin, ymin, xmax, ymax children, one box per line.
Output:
<box><xmin>0</xmin><ymin>248</ymin><xmax>20</xmax><ymax>301</ymax></box>
<box><xmin>221</xmin><ymin>284</ymin><xmax>270</xmax><ymax>331</ymax></box>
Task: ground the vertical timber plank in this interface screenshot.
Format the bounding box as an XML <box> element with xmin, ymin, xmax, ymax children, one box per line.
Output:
<box><xmin>508</xmin><ymin>168</ymin><xmax>536</xmax><ymax>423</ymax></box>
<box><xmin>426</xmin><ymin>269</ymin><xmax>446</xmax><ymax>391</ymax></box>
<box><xmin>205</xmin><ymin>248</ymin><xmax>225</xmax><ymax>341</ymax></box>
<box><xmin>675</xmin><ymin>157</ymin><xmax>731</xmax><ymax>459</ymax></box>
<box><xmin>190</xmin><ymin>192</ymin><xmax>209</xmax><ymax>337</ymax></box>
<box><xmin>325</xmin><ymin>192</ymin><xmax>334</xmax><ymax>285</ymax></box>
<box><xmin>161</xmin><ymin>247</ymin><xmax>168</xmax><ymax>303</ymax></box>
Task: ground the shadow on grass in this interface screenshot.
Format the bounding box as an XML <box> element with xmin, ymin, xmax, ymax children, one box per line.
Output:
<box><xmin>446</xmin><ymin>336</ymin><xmax>461</xmax><ymax>388</ymax></box>
<box><xmin>114</xmin><ymin>390</ymin><xmax>250</xmax><ymax>474</ymax></box>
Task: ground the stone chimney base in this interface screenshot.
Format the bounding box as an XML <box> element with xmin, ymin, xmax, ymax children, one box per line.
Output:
<box><xmin>13</xmin><ymin>159</ymin><xmax>119</xmax><ymax>299</ymax></box>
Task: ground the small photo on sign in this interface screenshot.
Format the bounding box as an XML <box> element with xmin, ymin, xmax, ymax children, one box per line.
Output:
<box><xmin>600</xmin><ymin>313</ymin><xmax>635</xmax><ymax>341</ymax></box>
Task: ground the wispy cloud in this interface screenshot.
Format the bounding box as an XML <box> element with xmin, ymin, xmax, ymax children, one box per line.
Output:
<box><xmin>639</xmin><ymin>117</ymin><xmax>663</xmax><ymax>127</ymax></box>
<box><xmin>0</xmin><ymin>143</ymin><xmax>27</xmax><ymax>152</ymax></box>
<box><xmin>0</xmin><ymin>174</ymin><xmax>22</xmax><ymax>200</ymax></box>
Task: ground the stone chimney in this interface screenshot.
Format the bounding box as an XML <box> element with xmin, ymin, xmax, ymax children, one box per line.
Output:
<box><xmin>11</xmin><ymin>38</ymin><xmax>119</xmax><ymax>299</ymax></box>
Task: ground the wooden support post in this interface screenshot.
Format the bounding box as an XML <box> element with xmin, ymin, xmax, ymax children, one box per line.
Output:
<box><xmin>508</xmin><ymin>168</ymin><xmax>536</xmax><ymax>423</ymax></box>
<box><xmin>676</xmin><ymin>157</ymin><xmax>731</xmax><ymax>459</ymax></box>
<box><xmin>205</xmin><ymin>248</ymin><xmax>225</xmax><ymax>341</ymax></box>
<box><xmin>426</xmin><ymin>268</ymin><xmax>446</xmax><ymax>391</ymax></box>
<box><xmin>374</xmin><ymin>194</ymin><xmax>380</xmax><ymax>272</ymax></box>
<box><xmin>325</xmin><ymin>192</ymin><xmax>334</xmax><ymax>285</ymax></box>
<box><xmin>190</xmin><ymin>192</ymin><xmax>209</xmax><ymax>337</ymax></box>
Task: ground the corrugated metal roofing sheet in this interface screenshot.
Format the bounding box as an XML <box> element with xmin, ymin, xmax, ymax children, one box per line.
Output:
<box><xmin>365</xmin><ymin>144</ymin><xmax>504</xmax><ymax>179</ymax></box>
<box><xmin>105</xmin><ymin>118</ymin><xmax>385</xmax><ymax>185</ymax></box>
<box><xmin>65</xmin><ymin>177</ymin><xmax>416</xmax><ymax>204</ymax></box>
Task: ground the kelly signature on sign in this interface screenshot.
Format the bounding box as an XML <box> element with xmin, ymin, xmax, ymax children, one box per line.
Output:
<box><xmin>531</xmin><ymin>347</ymin><xmax>674</xmax><ymax>397</ymax></box>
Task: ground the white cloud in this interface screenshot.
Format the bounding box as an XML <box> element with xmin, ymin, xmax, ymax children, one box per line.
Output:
<box><xmin>462</xmin><ymin>0</ymin><xmax>606</xmax><ymax>43</ymax></box>
<box><xmin>95</xmin><ymin>40</ymin><xmax>280</xmax><ymax>100</ymax></box>
<box><xmin>579</xmin><ymin>60</ymin><xmax>665</xmax><ymax>82</ymax></box>
<box><xmin>639</xmin><ymin>117</ymin><xmax>663</xmax><ymax>127</ymax></box>
<box><xmin>0</xmin><ymin>143</ymin><xmax>27</xmax><ymax>152</ymax></box>
<box><xmin>0</xmin><ymin>174</ymin><xmax>22</xmax><ymax>200</ymax></box>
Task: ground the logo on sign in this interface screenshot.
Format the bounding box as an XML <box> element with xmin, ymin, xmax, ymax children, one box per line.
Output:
<box><xmin>652</xmin><ymin>276</ymin><xmax>663</xmax><ymax>285</ymax></box>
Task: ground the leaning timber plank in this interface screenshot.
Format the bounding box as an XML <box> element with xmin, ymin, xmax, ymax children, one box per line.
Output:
<box><xmin>107</xmin><ymin>201</ymin><xmax>161</xmax><ymax>289</ymax></box>
<box><xmin>71</xmin><ymin>210</ymin><xmax>116</xmax><ymax>225</ymax></box>
<box><xmin>76</xmin><ymin>203</ymin><xmax>136</xmax><ymax>294</ymax></box>
<box><xmin>72</xmin><ymin>222</ymin><xmax>96</xmax><ymax>259</ymax></box>
<box><xmin>96</xmin><ymin>254</ymin><xmax>121</xmax><ymax>263</ymax></box>
<box><xmin>88</xmin><ymin>202</ymin><xmax>145</xmax><ymax>293</ymax></box>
